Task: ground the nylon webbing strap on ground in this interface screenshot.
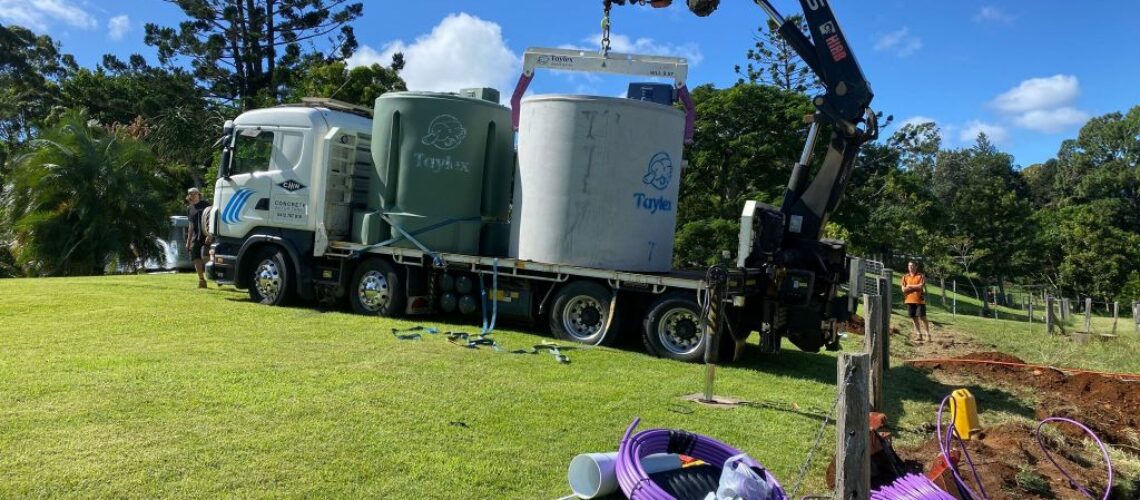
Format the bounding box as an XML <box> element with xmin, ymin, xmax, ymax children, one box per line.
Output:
<box><xmin>788</xmin><ymin>361</ymin><xmax>856</xmax><ymax>499</ymax></box>
<box><xmin>391</xmin><ymin>326</ymin><xmax>438</xmax><ymax>340</ymax></box>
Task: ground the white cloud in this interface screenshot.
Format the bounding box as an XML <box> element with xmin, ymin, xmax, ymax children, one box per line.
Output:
<box><xmin>973</xmin><ymin>6</ymin><xmax>1013</xmax><ymax>23</ymax></box>
<box><xmin>990</xmin><ymin>75</ymin><xmax>1089</xmax><ymax>133</ymax></box>
<box><xmin>959</xmin><ymin>120</ymin><xmax>1008</xmax><ymax>144</ymax></box>
<box><xmin>898</xmin><ymin>115</ymin><xmax>939</xmax><ymax>129</ymax></box>
<box><xmin>873</xmin><ymin>27</ymin><xmax>922</xmax><ymax>57</ymax></box>
<box><xmin>107</xmin><ymin>14</ymin><xmax>129</xmax><ymax>41</ymax></box>
<box><xmin>349</xmin><ymin>13</ymin><xmax>520</xmax><ymax>102</ymax></box>
<box><xmin>562</xmin><ymin>33</ymin><xmax>703</xmax><ymax>66</ymax></box>
<box><xmin>1012</xmin><ymin>107</ymin><xmax>1090</xmax><ymax>134</ymax></box>
<box><xmin>0</xmin><ymin>0</ymin><xmax>97</xmax><ymax>31</ymax></box>
<box><xmin>991</xmin><ymin>74</ymin><xmax>1079</xmax><ymax>114</ymax></box>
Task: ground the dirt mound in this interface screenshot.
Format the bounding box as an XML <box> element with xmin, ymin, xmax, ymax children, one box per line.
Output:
<box><xmin>840</xmin><ymin>313</ymin><xmax>866</xmax><ymax>335</ymax></box>
<box><xmin>911</xmin><ymin>352</ymin><xmax>1140</xmax><ymax>446</ymax></box>
<box><xmin>899</xmin><ymin>421</ymin><xmax>1124</xmax><ymax>499</ymax></box>
<box><xmin>956</xmin><ymin>351</ymin><xmax>1027</xmax><ymax>364</ymax></box>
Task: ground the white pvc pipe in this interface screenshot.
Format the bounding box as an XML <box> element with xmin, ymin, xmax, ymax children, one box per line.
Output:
<box><xmin>568</xmin><ymin>452</ymin><xmax>683</xmax><ymax>499</ymax></box>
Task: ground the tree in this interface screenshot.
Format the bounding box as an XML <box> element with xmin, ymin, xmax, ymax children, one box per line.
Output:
<box><xmin>60</xmin><ymin>55</ymin><xmax>230</xmax><ymax>195</ymax></box>
<box><xmin>888</xmin><ymin>121</ymin><xmax>940</xmax><ymax>183</ymax></box>
<box><xmin>1052</xmin><ymin>106</ymin><xmax>1140</xmax><ymax>231</ymax></box>
<box><xmin>144</xmin><ymin>0</ymin><xmax>364</xmax><ymax>107</ymax></box>
<box><xmin>735</xmin><ymin>15</ymin><xmax>819</xmax><ymax>93</ymax></box>
<box><xmin>0</xmin><ymin>109</ymin><xmax>169</xmax><ymax>276</ymax></box>
<box><xmin>284</xmin><ymin>57</ymin><xmax>406</xmax><ymax>108</ymax></box>
<box><xmin>932</xmin><ymin>135</ymin><xmax>1035</xmax><ymax>284</ymax></box>
<box><xmin>671</xmin><ymin>83</ymin><xmax>814</xmax><ymax>267</ymax></box>
<box><xmin>0</xmin><ymin>24</ymin><xmax>75</xmax><ymax>154</ymax></box>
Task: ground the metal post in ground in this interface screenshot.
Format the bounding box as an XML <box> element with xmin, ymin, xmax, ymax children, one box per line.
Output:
<box><xmin>952</xmin><ymin>280</ymin><xmax>957</xmax><ymax>316</ymax></box>
<box><xmin>848</xmin><ymin>257</ymin><xmax>863</xmax><ymax>318</ymax></box>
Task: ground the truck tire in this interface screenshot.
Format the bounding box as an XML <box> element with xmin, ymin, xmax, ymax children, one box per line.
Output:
<box><xmin>248</xmin><ymin>246</ymin><xmax>294</xmax><ymax>306</ymax></box>
<box><xmin>641</xmin><ymin>293</ymin><xmax>706</xmax><ymax>362</ymax></box>
<box><xmin>349</xmin><ymin>258</ymin><xmax>404</xmax><ymax>316</ymax></box>
<box><xmin>549</xmin><ymin>281</ymin><xmax>620</xmax><ymax>346</ymax></box>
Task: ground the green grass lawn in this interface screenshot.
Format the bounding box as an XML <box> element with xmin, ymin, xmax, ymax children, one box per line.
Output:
<box><xmin>898</xmin><ymin>279</ymin><xmax>1140</xmax><ymax>373</ymax></box>
<box><xmin>2</xmin><ymin>274</ymin><xmax>1135</xmax><ymax>498</ymax></box>
<box><xmin>0</xmin><ymin>274</ymin><xmax>846</xmax><ymax>498</ymax></box>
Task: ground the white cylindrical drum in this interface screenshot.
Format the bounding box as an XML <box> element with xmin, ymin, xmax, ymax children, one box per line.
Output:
<box><xmin>512</xmin><ymin>95</ymin><xmax>685</xmax><ymax>272</ymax></box>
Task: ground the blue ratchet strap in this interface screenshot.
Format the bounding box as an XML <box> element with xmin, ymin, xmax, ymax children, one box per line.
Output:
<box><xmin>350</xmin><ymin>212</ymin><xmax>480</xmax><ymax>267</ymax></box>
<box><xmin>479</xmin><ymin>259</ymin><xmax>500</xmax><ymax>337</ymax></box>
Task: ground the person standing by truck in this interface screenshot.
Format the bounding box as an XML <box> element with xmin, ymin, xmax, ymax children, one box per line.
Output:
<box><xmin>186</xmin><ymin>187</ymin><xmax>211</xmax><ymax>289</ymax></box>
<box><xmin>901</xmin><ymin>260</ymin><xmax>932</xmax><ymax>343</ymax></box>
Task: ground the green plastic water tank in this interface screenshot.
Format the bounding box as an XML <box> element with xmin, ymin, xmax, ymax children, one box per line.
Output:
<box><xmin>370</xmin><ymin>91</ymin><xmax>512</xmax><ymax>255</ymax></box>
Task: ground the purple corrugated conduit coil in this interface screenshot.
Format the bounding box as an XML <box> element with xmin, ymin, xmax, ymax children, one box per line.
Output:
<box><xmin>935</xmin><ymin>395</ymin><xmax>989</xmax><ymax>500</ymax></box>
<box><xmin>1035</xmin><ymin>417</ymin><xmax>1114</xmax><ymax>500</ymax></box>
<box><xmin>870</xmin><ymin>474</ymin><xmax>956</xmax><ymax>500</ymax></box>
<box><xmin>615</xmin><ymin>418</ymin><xmax>787</xmax><ymax>500</ymax></box>
<box><xmin>934</xmin><ymin>395</ymin><xmax>1115</xmax><ymax>500</ymax></box>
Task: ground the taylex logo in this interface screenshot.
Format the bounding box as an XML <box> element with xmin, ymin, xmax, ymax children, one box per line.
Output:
<box><xmin>222</xmin><ymin>188</ymin><xmax>254</xmax><ymax>224</ymax></box>
<box><xmin>642</xmin><ymin>152</ymin><xmax>674</xmax><ymax>190</ymax></box>
<box><xmin>421</xmin><ymin>114</ymin><xmax>467</xmax><ymax>151</ymax></box>
<box><xmin>536</xmin><ymin>55</ymin><xmax>573</xmax><ymax>65</ymax></box>
<box><xmin>278</xmin><ymin>180</ymin><xmax>305</xmax><ymax>192</ymax></box>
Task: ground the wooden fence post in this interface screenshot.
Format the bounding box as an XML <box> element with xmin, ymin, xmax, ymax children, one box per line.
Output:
<box><xmin>952</xmin><ymin>280</ymin><xmax>957</xmax><ymax>316</ymax></box>
<box><xmin>880</xmin><ymin>270</ymin><xmax>892</xmax><ymax>366</ymax></box>
<box><xmin>864</xmin><ymin>294</ymin><xmax>883</xmax><ymax>412</ymax></box>
<box><xmin>1046</xmin><ymin>295</ymin><xmax>1055</xmax><ymax>335</ymax></box>
<box><xmin>1084</xmin><ymin>297</ymin><xmax>1093</xmax><ymax>333</ymax></box>
<box><xmin>1133</xmin><ymin>301</ymin><xmax>1139</xmax><ymax>334</ymax></box>
<box><xmin>940</xmin><ymin>277</ymin><xmax>947</xmax><ymax>308</ymax></box>
<box><xmin>1029</xmin><ymin>302</ymin><xmax>1034</xmax><ymax>326</ymax></box>
<box><xmin>1112</xmin><ymin>301</ymin><xmax>1118</xmax><ymax>335</ymax></box>
<box><xmin>835</xmin><ymin>353</ymin><xmax>871</xmax><ymax>500</ymax></box>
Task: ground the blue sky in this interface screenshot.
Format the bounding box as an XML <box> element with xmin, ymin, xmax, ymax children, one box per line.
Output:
<box><xmin>4</xmin><ymin>0</ymin><xmax>1138</xmax><ymax>166</ymax></box>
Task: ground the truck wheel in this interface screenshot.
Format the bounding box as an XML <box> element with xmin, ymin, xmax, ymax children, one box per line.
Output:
<box><xmin>248</xmin><ymin>246</ymin><xmax>294</xmax><ymax>306</ymax></box>
<box><xmin>349</xmin><ymin>258</ymin><xmax>404</xmax><ymax>316</ymax></box>
<box><xmin>641</xmin><ymin>293</ymin><xmax>706</xmax><ymax>362</ymax></box>
<box><xmin>549</xmin><ymin>281</ymin><xmax>620</xmax><ymax>346</ymax></box>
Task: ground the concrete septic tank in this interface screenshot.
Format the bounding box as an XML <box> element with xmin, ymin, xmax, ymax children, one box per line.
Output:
<box><xmin>511</xmin><ymin>95</ymin><xmax>685</xmax><ymax>272</ymax></box>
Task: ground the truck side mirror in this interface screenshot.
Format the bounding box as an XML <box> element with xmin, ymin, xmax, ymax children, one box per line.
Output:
<box><xmin>219</xmin><ymin>144</ymin><xmax>232</xmax><ymax>180</ymax></box>
<box><xmin>218</xmin><ymin>120</ymin><xmax>235</xmax><ymax>180</ymax></box>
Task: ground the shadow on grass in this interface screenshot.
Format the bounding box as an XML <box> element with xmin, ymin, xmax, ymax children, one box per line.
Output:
<box><xmin>883</xmin><ymin>364</ymin><xmax>1035</xmax><ymax>426</ymax></box>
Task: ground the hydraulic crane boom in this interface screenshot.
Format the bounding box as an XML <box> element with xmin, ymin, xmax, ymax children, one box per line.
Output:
<box><xmin>609</xmin><ymin>0</ymin><xmax>878</xmax><ymax>353</ymax></box>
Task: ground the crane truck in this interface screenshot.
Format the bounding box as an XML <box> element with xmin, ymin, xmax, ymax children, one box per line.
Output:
<box><xmin>205</xmin><ymin>0</ymin><xmax>877</xmax><ymax>363</ymax></box>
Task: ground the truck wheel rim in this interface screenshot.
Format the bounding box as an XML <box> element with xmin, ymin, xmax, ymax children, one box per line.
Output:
<box><xmin>358</xmin><ymin>270</ymin><xmax>390</xmax><ymax>311</ymax></box>
<box><xmin>563</xmin><ymin>295</ymin><xmax>605</xmax><ymax>342</ymax></box>
<box><xmin>657</xmin><ymin>307</ymin><xmax>701</xmax><ymax>354</ymax></box>
<box><xmin>255</xmin><ymin>259</ymin><xmax>282</xmax><ymax>301</ymax></box>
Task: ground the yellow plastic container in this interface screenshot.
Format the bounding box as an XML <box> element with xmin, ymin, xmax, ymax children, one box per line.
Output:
<box><xmin>950</xmin><ymin>389</ymin><xmax>982</xmax><ymax>440</ymax></box>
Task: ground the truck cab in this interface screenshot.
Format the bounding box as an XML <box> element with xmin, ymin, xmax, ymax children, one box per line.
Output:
<box><xmin>207</xmin><ymin>101</ymin><xmax>374</xmax><ymax>303</ymax></box>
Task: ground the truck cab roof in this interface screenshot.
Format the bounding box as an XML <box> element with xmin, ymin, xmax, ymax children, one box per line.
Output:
<box><xmin>232</xmin><ymin>103</ymin><xmax>373</xmax><ymax>135</ymax></box>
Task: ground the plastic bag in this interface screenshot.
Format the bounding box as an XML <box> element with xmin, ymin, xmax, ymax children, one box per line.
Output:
<box><xmin>704</xmin><ymin>453</ymin><xmax>773</xmax><ymax>500</ymax></box>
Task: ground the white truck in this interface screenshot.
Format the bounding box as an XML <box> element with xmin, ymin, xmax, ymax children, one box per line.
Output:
<box><xmin>207</xmin><ymin>0</ymin><xmax>878</xmax><ymax>364</ymax></box>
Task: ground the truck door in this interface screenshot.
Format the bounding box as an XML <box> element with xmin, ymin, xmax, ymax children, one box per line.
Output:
<box><xmin>215</xmin><ymin>126</ymin><xmax>313</xmax><ymax>239</ymax></box>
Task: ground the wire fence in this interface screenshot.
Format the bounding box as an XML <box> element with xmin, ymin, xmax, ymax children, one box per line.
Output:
<box><xmin>843</xmin><ymin>255</ymin><xmax>1140</xmax><ymax>335</ymax></box>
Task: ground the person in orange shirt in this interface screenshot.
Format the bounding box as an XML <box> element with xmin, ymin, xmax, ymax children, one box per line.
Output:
<box><xmin>901</xmin><ymin>261</ymin><xmax>932</xmax><ymax>342</ymax></box>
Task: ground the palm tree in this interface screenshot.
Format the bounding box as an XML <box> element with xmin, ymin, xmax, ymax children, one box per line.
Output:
<box><xmin>1</xmin><ymin>108</ymin><xmax>170</xmax><ymax>275</ymax></box>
